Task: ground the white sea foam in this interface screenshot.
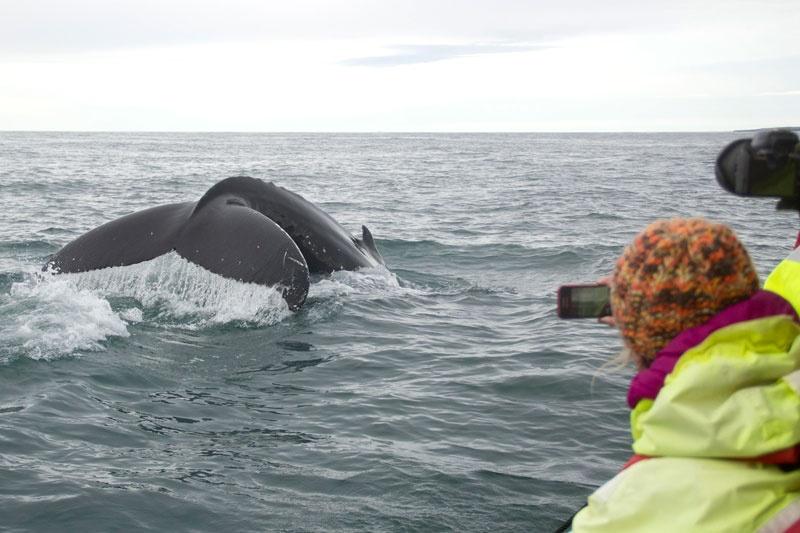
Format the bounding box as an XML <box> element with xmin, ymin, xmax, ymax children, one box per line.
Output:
<box><xmin>1</xmin><ymin>253</ymin><xmax>292</xmax><ymax>360</ymax></box>
<box><xmin>1</xmin><ymin>272</ymin><xmax>130</xmax><ymax>360</ymax></box>
<box><xmin>0</xmin><ymin>254</ymin><xmax>406</xmax><ymax>360</ymax></box>
<box><xmin>308</xmin><ymin>265</ymin><xmax>403</xmax><ymax>300</ymax></box>
<box><xmin>119</xmin><ymin>307</ymin><xmax>144</xmax><ymax>323</ymax></box>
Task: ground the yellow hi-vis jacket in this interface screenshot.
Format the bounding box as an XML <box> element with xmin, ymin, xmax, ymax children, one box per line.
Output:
<box><xmin>767</xmin><ymin>247</ymin><xmax>800</xmax><ymax>316</ymax></box>
<box><xmin>573</xmin><ymin>248</ymin><xmax>800</xmax><ymax>533</ymax></box>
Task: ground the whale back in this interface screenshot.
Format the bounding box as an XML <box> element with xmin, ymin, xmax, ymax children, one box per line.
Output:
<box><xmin>198</xmin><ymin>176</ymin><xmax>384</xmax><ymax>274</ymax></box>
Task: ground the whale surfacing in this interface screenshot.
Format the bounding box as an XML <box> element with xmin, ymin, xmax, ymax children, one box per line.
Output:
<box><xmin>46</xmin><ymin>177</ymin><xmax>385</xmax><ymax>310</ymax></box>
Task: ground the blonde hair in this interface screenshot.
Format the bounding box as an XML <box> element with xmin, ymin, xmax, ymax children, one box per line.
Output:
<box><xmin>592</xmin><ymin>347</ymin><xmax>637</xmax><ymax>391</ymax></box>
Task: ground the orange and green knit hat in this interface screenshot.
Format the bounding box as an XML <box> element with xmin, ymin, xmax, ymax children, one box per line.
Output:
<box><xmin>611</xmin><ymin>218</ymin><xmax>759</xmax><ymax>363</ymax></box>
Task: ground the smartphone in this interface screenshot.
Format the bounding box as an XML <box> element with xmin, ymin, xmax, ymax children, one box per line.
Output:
<box><xmin>557</xmin><ymin>284</ymin><xmax>611</xmax><ymax>319</ymax></box>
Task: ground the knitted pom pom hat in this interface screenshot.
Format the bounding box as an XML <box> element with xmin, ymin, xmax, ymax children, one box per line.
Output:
<box><xmin>611</xmin><ymin>218</ymin><xmax>759</xmax><ymax>364</ymax></box>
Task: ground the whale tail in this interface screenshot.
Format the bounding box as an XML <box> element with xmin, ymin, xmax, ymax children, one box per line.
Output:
<box><xmin>356</xmin><ymin>225</ymin><xmax>384</xmax><ymax>266</ymax></box>
<box><xmin>46</xmin><ymin>197</ymin><xmax>310</xmax><ymax>311</ymax></box>
<box><xmin>46</xmin><ymin>177</ymin><xmax>383</xmax><ymax>311</ymax></box>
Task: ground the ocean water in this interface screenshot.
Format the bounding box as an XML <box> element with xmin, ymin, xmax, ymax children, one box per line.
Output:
<box><xmin>0</xmin><ymin>132</ymin><xmax>797</xmax><ymax>532</ymax></box>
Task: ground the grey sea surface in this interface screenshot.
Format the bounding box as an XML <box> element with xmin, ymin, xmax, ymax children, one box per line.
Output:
<box><xmin>0</xmin><ymin>132</ymin><xmax>796</xmax><ymax>531</ymax></box>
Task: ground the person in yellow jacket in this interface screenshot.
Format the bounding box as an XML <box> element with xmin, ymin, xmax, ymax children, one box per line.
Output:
<box><xmin>571</xmin><ymin>218</ymin><xmax>800</xmax><ymax>533</ymax></box>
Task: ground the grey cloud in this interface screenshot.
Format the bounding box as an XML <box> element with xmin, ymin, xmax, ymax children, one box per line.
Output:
<box><xmin>341</xmin><ymin>43</ymin><xmax>550</xmax><ymax>67</ymax></box>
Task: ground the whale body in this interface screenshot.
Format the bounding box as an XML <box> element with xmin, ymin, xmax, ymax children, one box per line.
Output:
<box><xmin>46</xmin><ymin>176</ymin><xmax>384</xmax><ymax>310</ymax></box>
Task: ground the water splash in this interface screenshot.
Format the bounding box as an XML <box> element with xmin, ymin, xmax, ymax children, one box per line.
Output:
<box><xmin>0</xmin><ymin>272</ymin><xmax>129</xmax><ymax>361</ymax></box>
<box><xmin>0</xmin><ymin>255</ymin><xmax>408</xmax><ymax>361</ymax></box>
<box><xmin>0</xmin><ymin>253</ymin><xmax>292</xmax><ymax>360</ymax></box>
<box><xmin>309</xmin><ymin>266</ymin><xmax>404</xmax><ymax>300</ymax></box>
<box><xmin>64</xmin><ymin>252</ymin><xmax>291</xmax><ymax>327</ymax></box>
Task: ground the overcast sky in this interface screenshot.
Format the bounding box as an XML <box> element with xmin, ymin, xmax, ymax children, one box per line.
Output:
<box><xmin>2</xmin><ymin>0</ymin><xmax>798</xmax><ymax>131</ymax></box>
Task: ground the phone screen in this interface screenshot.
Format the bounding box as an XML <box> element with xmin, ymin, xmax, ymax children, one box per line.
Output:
<box><xmin>557</xmin><ymin>285</ymin><xmax>611</xmax><ymax>319</ymax></box>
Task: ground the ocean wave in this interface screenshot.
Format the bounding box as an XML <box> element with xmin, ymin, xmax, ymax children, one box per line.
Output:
<box><xmin>0</xmin><ymin>240</ymin><xmax>58</xmax><ymax>254</ymax></box>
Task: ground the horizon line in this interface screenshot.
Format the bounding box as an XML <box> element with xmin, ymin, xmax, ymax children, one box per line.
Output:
<box><xmin>0</xmin><ymin>129</ymin><xmax>775</xmax><ymax>135</ymax></box>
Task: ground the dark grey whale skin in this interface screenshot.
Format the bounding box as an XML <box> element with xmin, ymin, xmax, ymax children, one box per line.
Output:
<box><xmin>46</xmin><ymin>176</ymin><xmax>385</xmax><ymax>310</ymax></box>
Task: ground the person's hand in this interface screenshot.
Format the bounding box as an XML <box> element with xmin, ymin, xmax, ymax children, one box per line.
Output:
<box><xmin>599</xmin><ymin>315</ymin><xmax>616</xmax><ymax>327</ymax></box>
<box><xmin>596</xmin><ymin>276</ymin><xmax>616</xmax><ymax>328</ymax></box>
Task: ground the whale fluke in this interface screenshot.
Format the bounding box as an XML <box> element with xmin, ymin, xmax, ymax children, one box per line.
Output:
<box><xmin>46</xmin><ymin>177</ymin><xmax>384</xmax><ymax>311</ymax></box>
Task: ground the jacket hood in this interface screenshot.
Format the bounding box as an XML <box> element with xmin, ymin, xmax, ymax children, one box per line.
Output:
<box><xmin>628</xmin><ymin>290</ymin><xmax>798</xmax><ymax>408</ymax></box>
<box><xmin>628</xmin><ymin>290</ymin><xmax>800</xmax><ymax>458</ymax></box>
